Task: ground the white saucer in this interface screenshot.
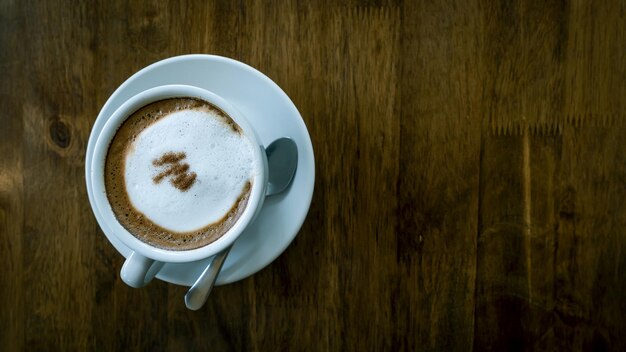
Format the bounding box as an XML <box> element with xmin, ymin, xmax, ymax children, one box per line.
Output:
<box><xmin>85</xmin><ymin>55</ymin><xmax>315</xmax><ymax>286</ymax></box>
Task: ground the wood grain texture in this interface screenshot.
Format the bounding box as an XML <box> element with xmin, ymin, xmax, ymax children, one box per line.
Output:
<box><xmin>0</xmin><ymin>1</ymin><xmax>24</xmax><ymax>349</ymax></box>
<box><xmin>0</xmin><ymin>0</ymin><xmax>625</xmax><ymax>351</ymax></box>
<box><xmin>397</xmin><ymin>1</ymin><xmax>482</xmax><ymax>350</ymax></box>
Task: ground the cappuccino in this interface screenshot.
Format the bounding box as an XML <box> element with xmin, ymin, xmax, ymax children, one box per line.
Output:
<box><xmin>105</xmin><ymin>98</ymin><xmax>258</xmax><ymax>250</ymax></box>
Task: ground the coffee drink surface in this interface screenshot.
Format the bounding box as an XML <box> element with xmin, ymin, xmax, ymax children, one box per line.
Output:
<box><xmin>105</xmin><ymin>98</ymin><xmax>258</xmax><ymax>250</ymax></box>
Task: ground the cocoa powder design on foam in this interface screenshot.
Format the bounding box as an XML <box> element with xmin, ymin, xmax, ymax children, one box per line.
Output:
<box><xmin>152</xmin><ymin>151</ymin><xmax>197</xmax><ymax>191</ymax></box>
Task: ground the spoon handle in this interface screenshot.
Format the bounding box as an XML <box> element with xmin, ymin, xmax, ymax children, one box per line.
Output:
<box><xmin>184</xmin><ymin>246</ymin><xmax>232</xmax><ymax>310</ymax></box>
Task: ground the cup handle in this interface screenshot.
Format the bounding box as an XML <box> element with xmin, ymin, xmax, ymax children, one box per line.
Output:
<box><xmin>120</xmin><ymin>252</ymin><xmax>164</xmax><ymax>288</ymax></box>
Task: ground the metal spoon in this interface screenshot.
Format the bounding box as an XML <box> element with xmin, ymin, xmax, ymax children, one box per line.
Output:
<box><xmin>184</xmin><ymin>137</ymin><xmax>298</xmax><ymax>310</ymax></box>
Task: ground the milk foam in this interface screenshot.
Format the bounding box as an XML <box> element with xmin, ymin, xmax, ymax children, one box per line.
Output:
<box><xmin>124</xmin><ymin>108</ymin><xmax>258</xmax><ymax>232</ymax></box>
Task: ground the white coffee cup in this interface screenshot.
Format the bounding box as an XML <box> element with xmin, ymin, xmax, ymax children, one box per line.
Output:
<box><xmin>90</xmin><ymin>85</ymin><xmax>268</xmax><ymax>288</ymax></box>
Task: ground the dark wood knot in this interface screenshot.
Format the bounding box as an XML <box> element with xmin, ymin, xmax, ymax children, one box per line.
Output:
<box><xmin>49</xmin><ymin>119</ymin><xmax>71</xmax><ymax>148</ymax></box>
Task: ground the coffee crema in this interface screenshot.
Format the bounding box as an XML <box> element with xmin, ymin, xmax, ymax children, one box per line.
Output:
<box><xmin>105</xmin><ymin>98</ymin><xmax>257</xmax><ymax>251</ymax></box>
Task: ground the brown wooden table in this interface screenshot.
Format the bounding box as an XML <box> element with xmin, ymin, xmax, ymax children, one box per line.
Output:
<box><xmin>1</xmin><ymin>1</ymin><xmax>625</xmax><ymax>351</ymax></box>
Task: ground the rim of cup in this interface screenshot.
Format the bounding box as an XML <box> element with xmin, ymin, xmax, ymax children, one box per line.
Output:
<box><xmin>90</xmin><ymin>84</ymin><xmax>267</xmax><ymax>263</ymax></box>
